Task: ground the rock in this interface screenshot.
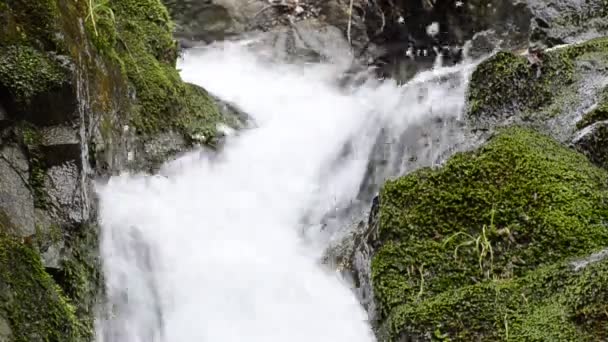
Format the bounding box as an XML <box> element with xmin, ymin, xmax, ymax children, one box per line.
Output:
<box><xmin>0</xmin><ymin>147</ymin><xmax>35</xmax><ymax>237</ymax></box>
<box><xmin>358</xmin><ymin>127</ymin><xmax>608</xmax><ymax>340</ymax></box>
<box><xmin>136</xmin><ymin>131</ymin><xmax>189</xmax><ymax>171</ymax></box>
<box><xmin>251</xmin><ymin>18</ymin><xmax>354</xmax><ymax>67</ymax></box>
<box><xmin>44</xmin><ymin>162</ymin><xmax>86</xmax><ymax>224</ymax></box>
<box><xmin>573</xmin><ymin>120</ymin><xmax>608</xmax><ymax>170</ymax></box>
<box><xmin>35</xmin><ymin>208</ymin><xmax>64</xmax><ymax>269</ymax></box>
<box><xmin>527</xmin><ymin>0</ymin><xmax>608</xmax><ymax>47</ymax></box>
<box><xmin>39</xmin><ymin>125</ymin><xmax>80</xmax><ymax>166</ymax></box>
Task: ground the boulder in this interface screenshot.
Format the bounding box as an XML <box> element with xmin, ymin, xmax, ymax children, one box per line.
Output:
<box><xmin>347</xmin><ymin>127</ymin><xmax>608</xmax><ymax>340</ymax></box>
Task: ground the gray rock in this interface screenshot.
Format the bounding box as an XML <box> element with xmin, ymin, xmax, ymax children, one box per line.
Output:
<box><xmin>250</xmin><ymin>18</ymin><xmax>354</xmax><ymax>67</ymax></box>
<box><xmin>0</xmin><ymin>148</ymin><xmax>35</xmax><ymax>237</ymax></box>
<box><xmin>0</xmin><ymin>317</ymin><xmax>12</xmax><ymax>342</ymax></box>
<box><xmin>527</xmin><ymin>0</ymin><xmax>608</xmax><ymax>47</ymax></box>
<box><xmin>1</xmin><ymin>146</ymin><xmax>29</xmax><ymax>174</ymax></box>
<box><xmin>572</xmin><ymin>120</ymin><xmax>608</xmax><ymax>170</ymax></box>
<box><xmin>35</xmin><ymin>209</ymin><xmax>65</xmax><ymax>269</ymax></box>
<box><xmin>140</xmin><ymin>131</ymin><xmax>189</xmax><ymax>170</ymax></box>
<box><xmin>44</xmin><ymin>162</ymin><xmax>86</xmax><ymax>224</ymax></box>
<box><xmin>39</xmin><ymin>125</ymin><xmax>81</xmax><ymax>166</ymax></box>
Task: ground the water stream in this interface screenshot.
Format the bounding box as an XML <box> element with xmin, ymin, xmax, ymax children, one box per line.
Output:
<box><xmin>96</xmin><ymin>40</ymin><xmax>476</xmax><ymax>342</ymax></box>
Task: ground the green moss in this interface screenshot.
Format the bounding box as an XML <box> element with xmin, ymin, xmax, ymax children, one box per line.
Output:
<box><xmin>0</xmin><ymin>0</ymin><xmax>61</xmax><ymax>49</ymax></box>
<box><xmin>0</xmin><ymin>45</ymin><xmax>67</xmax><ymax>104</ymax></box>
<box><xmin>372</xmin><ymin>127</ymin><xmax>608</xmax><ymax>340</ymax></box>
<box><xmin>0</xmin><ymin>228</ymin><xmax>88</xmax><ymax>341</ymax></box>
<box><xmin>104</xmin><ymin>0</ymin><xmax>223</xmax><ymax>138</ymax></box>
<box><xmin>467</xmin><ymin>37</ymin><xmax>608</xmax><ymax>121</ymax></box>
<box><xmin>54</xmin><ymin>226</ymin><xmax>100</xmax><ymax>339</ymax></box>
<box><xmin>384</xmin><ymin>256</ymin><xmax>608</xmax><ymax>341</ymax></box>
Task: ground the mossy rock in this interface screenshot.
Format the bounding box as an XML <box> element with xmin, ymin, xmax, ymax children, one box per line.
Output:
<box><xmin>577</xmin><ymin>87</ymin><xmax>608</xmax><ymax>130</ymax></box>
<box><xmin>109</xmin><ymin>0</ymin><xmax>224</xmax><ymax>138</ymax></box>
<box><xmin>466</xmin><ymin>37</ymin><xmax>608</xmax><ymax>126</ymax></box>
<box><xmin>371</xmin><ymin>127</ymin><xmax>608</xmax><ymax>341</ymax></box>
<box><xmin>0</xmin><ymin>45</ymin><xmax>67</xmax><ymax>105</ymax></box>
<box><xmin>0</xmin><ymin>223</ymin><xmax>90</xmax><ymax>341</ymax></box>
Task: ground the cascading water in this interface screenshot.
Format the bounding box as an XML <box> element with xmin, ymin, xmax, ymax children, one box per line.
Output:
<box><xmin>96</xmin><ymin>39</ymin><xmax>477</xmax><ymax>342</ymax></box>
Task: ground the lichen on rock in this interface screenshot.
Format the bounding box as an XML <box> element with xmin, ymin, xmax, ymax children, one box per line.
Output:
<box><xmin>370</xmin><ymin>127</ymin><xmax>608</xmax><ymax>341</ymax></box>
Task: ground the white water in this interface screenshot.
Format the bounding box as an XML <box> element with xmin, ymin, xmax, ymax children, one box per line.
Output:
<box><xmin>96</xmin><ymin>40</ymin><xmax>474</xmax><ymax>342</ymax></box>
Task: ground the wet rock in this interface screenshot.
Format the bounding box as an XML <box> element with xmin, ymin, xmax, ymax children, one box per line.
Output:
<box><xmin>44</xmin><ymin>162</ymin><xmax>86</xmax><ymax>224</ymax></box>
<box><xmin>527</xmin><ymin>0</ymin><xmax>608</xmax><ymax>47</ymax></box>
<box><xmin>572</xmin><ymin>120</ymin><xmax>608</xmax><ymax>170</ymax></box>
<box><xmin>138</xmin><ymin>131</ymin><xmax>189</xmax><ymax>171</ymax></box>
<box><xmin>251</xmin><ymin>18</ymin><xmax>354</xmax><ymax>67</ymax></box>
<box><xmin>0</xmin><ymin>147</ymin><xmax>34</xmax><ymax>237</ymax></box>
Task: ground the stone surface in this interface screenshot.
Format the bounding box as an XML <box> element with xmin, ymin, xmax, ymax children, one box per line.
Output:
<box><xmin>39</xmin><ymin>125</ymin><xmax>80</xmax><ymax>166</ymax></box>
<box><xmin>0</xmin><ymin>147</ymin><xmax>34</xmax><ymax>237</ymax></box>
<box><xmin>573</xmin><ymin>120</ymin><xmax>608</xmax><ymax>169</ymax></box>
<box><xmin>44</xmin><ymin>162</ymin><xmax>86</xmax><ymax>224</ymax></box>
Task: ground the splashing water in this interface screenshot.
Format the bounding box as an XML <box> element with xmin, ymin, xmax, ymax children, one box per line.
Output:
<box><xmin>96</xmin><ymin>40</ymin><xmax>476</xmax><ymax>342</ymax></box>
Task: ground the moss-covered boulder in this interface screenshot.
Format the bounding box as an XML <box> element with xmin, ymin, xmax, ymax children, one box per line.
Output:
<box><xmin>466</xmin><ymin>37</ymin><xmax>608</xmax><ymax>132</ymax></box>
<box><xmin>370</xmin><ymin>127</ymin><xmax>608</xmax><ymax>341</ymax></box>
<box><xmin>0</xmin><ymin>220</ymin><xmax>91</xmax><ymax>341</ymax></box>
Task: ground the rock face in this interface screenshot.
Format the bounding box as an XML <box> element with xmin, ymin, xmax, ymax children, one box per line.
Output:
<box><xmin>0</xmin><ymin>0</ymin><xmax>235</xmax><ymax>340</ymax></box>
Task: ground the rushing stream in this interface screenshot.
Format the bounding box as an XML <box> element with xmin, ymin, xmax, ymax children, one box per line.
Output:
<box><xmin>96</xmin><ymin>40</ymin><xmax>476</xmax><ymax>342</ymax></box>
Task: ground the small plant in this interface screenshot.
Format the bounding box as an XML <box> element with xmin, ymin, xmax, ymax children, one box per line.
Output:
<box><xmin>416</xmin><ymin>264</ymin><xmax>425</xmax><ymax>300</ymax></box>
<box><xmin>86</xmin><ymin>0</ymin><xmax>115</xmax><ymax>36</ymax></box>
<box><xmin>443</xmin><ymin>206</ymin><xmax>498</xmax><ymax>277</ymax></box>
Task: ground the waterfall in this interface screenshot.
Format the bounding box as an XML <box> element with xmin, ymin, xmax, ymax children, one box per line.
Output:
<box><xmin>96</xmin><ymin>40</ymin><xmax>476</xmax><ymax>342</ymax></box>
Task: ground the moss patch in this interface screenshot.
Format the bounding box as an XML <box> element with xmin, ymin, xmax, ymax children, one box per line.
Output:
<box><xmin>467</xmin><ymin>37</ymin><xmax>608</xmax><ymax>122</ymax></box>
<box><xmin>384</xmin><ymin>256</ymin><xmax>608</xmax><ymax>341</ymax></box>
<box><xmin>109</xmin><ymin>0</ymin><xmax>224</xmax><ymax>138</ymax></box>
<box><xmin>0</xmin><ymin>227</ymin><xmax>89</xmax><ymax>341</ymax></box>
<box><xmin>0</xmin><ymin>45</ymin><xmax>67</xmax><ymax>104</ymax></box>
<box><xmin>372</xmin><ymin>127</ymin><xmax>608</xmax><ymax>340</ymax></box>
<box><xmin>54</xmin><ymin>225</ymin><xmax>101</xmax><ymax>339</ymax></box>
